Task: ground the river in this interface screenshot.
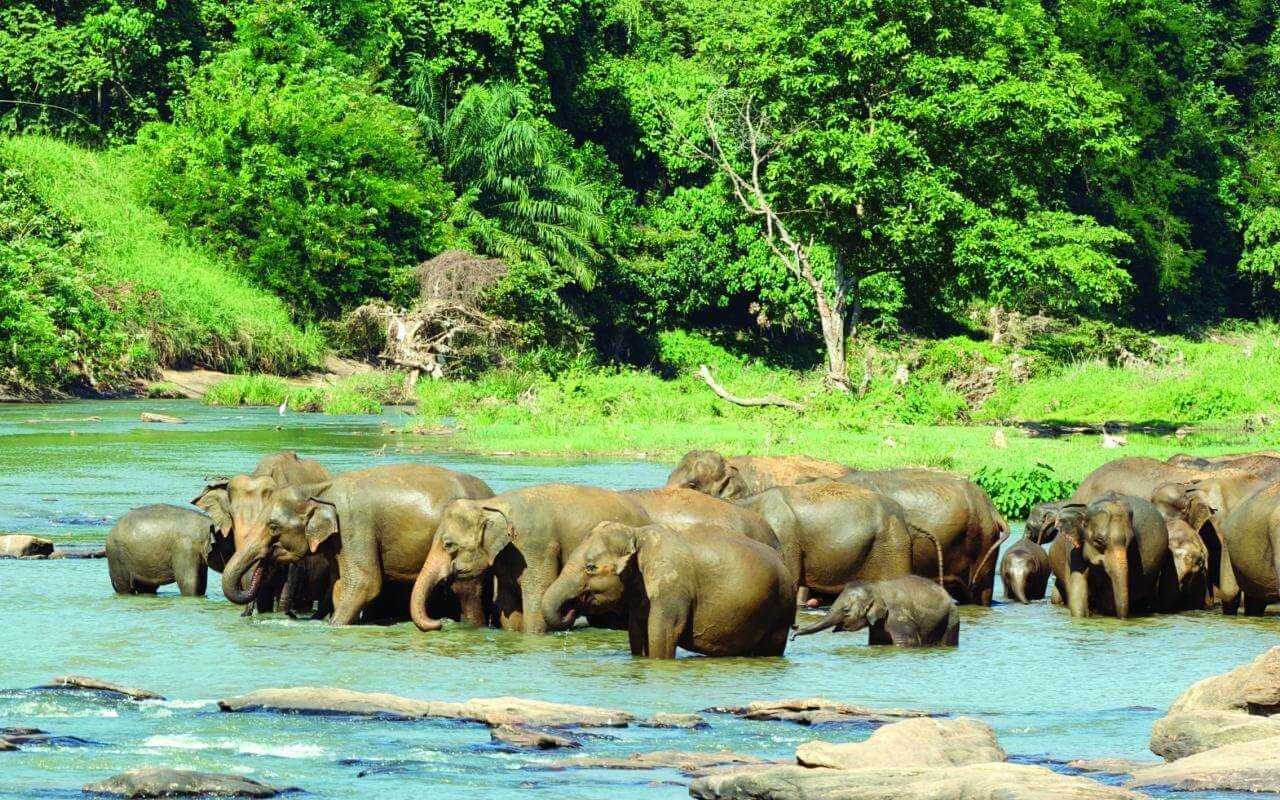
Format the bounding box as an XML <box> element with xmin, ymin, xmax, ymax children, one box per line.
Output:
<box><xmin>1</xmin><ymin>400</ymin><xmax>1273</xmax><ymax>798</ymax></box>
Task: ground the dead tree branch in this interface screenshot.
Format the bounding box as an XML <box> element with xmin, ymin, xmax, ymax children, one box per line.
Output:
<box><xmin>697</xmin><ymin>364</ymin><xmax>806</xmax><ymax>412</ymax></box>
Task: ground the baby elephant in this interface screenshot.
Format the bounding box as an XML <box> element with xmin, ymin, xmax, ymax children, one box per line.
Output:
<box><xmin>1000</xmin><ymin>538</ymin><xmax>1050</xmax><ymax>603</ymax></box>
<box><xmin>541</xmin><ymin>522</ymin><xmax>796</xmax><ymax>658</ymax></box>
<box><xmin>793</xmin><ymin>575</ymin><xmax>958</xmax><ymax>647</ymax></box>
<box><xmin>107</xmin><ymin>504</ymin><xmax>228</xmax><ymax>596</ymax></box>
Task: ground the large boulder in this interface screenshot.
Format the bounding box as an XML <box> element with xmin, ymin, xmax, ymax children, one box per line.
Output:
<box><xmin>1129</xmin><ymin>735</ymin><xmax>1280</xmax><ymax>792</ymax></box>
<box><xmin>38</xmin><ymin>675</ymin><xmax>162</xmax><ymax>701</ymax></box>
<box><xmin>795</xmin><ymin>717</ymin><xmax>1006</xmax><ymax>770</ymax></box>
<box><xmin>82</xmin><ymin>768</ymin><xmax>293</xmax><ymax>798</ymax></box>
<box><xmin>0</xmin><ymin>534</ymin><xmax>53</xmax><ymax>558</ymax></box>
<box><xmin>1169</xmin><ymin>646</ymin><xmax>1280</xmax><ymax>714</ymax></box>
<box><xmin>1151</xmin><ymin>709</ymin><xmax>1280</xmax><ymax>761</ymax></box>
<box><xmin>710</xmin><ymin>698</ymin><xmax>933</xmax><ymax>727</ymax></box>
<box><xmin>218</xmin><ymin>687</ymin><xmax>632</xmax><ymax>727</ymax></box>
<box><xmin>689</xmin><ymin>762</ymin><xmax>1146</xmax><ymax>799</ymax></box>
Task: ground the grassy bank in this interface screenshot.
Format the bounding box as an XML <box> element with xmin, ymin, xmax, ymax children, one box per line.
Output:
<box><xmin>1</xmin><ymin>135</ymin><xmax>323</xmax><ymax>377</ymax></box>
<box><xmin>205</xmin><ymin>372</ymin><xmax>410</xmax><ymax>414</ymax></box>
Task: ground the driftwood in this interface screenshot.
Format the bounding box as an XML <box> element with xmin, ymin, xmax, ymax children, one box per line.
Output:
<box><xmin>697</xmin><ymin>365</ymin><xmax>805</xmax><ymax>412</ymax></box>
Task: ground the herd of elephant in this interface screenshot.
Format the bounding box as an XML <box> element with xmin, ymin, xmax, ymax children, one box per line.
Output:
<box><xmin>1006</xmin><ymin>450</ymin><xmax>1280</xmax><ymax>619</ymax></box>
<box><xmin>102</xmin><ymin>447</ymin><xmax>1280</xmax><ymax>659</ymax></box>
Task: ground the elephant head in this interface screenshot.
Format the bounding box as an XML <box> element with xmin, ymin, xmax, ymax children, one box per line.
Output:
<box><xmin>215</xmin><ymin>482</ymin><xmax>335</xmax><ymax>606</ymax></box>
<box><xmin>541</xmin><ymin>522</ymin><xmax>638</xmax><ymax>631</ymax></box>
<box><xmin>793</xmin><ymin>582</ymin><xmax>886</xmax><ymax>637</ymax></box>
<box><xmin>410</xmin><ymin>499</ymin><xmax>509</xmax><ymax>632</ymax></box>
<box><xmin>1166</xmin><ymin>519</ymin><xmax>1208</xmax><ymax>591</ymax></box>
<box><xmin>193</xmin><ymin>474</ymin><xmax>288</xmax><ymax>604</ymax></box>
<box><xmin>1152</xmin><ymin>482</ymin><xmax>1190</xmax><ymax>522</ymax></box>
<box><xmin>665</xmin><ymin>450</ymin><xmax>745</xmax><ymax>499</ymax></box>
<box><xmin>1026</xmin><ymin>501</ymin><xmax>1065</xmax><ymax>544</ymax></box>
<box><xmin>1067</xmin><ymin>496</ymin><xmax>1137</xmax><ymax>618</ymax></box>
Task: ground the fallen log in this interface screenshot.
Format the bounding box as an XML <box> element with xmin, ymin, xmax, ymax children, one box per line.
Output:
<box><xmin>697</xmin><ymin>365</ymin><xmax>805</xmax><ymax>412</ymax></box>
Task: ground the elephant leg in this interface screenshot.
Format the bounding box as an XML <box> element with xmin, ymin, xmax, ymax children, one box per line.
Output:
<box><xmin>174</xmin><ymin>564</ymin><xmax>206</xmax><ymax>598</ymax></box>
<box><xmin>1221</xmin><ymin>593</ymin><xmax>1241</xmax><ymax>615</ymax></box>
<box><xmin>645</xmin><ymin>609</ymin><xmax>683</xmax><ymax>659</ymax></box>
<box><xmin>867</xmin><ymin>620</ymin><xmax>893</xmax><ymax>646</ymax></box>
<box><xmin>518</xmin><ymin>562</ymin><xmax>558</xmax><ymax>635</ymax></box>
<box><xmin>1066</xmin><ymin>571</ymin><xmax>1090</xmax><ymax>618</ymax></box>
<box><xmin>330</xmin><ymin>568</ymin><xmax>382</xmax><ymax>626</ymax></box>
<box><xmin>796</xmin><ymin>586</ymin><xmax>811</xmax><ymax>606</ymax></box>
<box><xmin>453</xmin><ymin>577</ymin><xmax>489</xmax><ymax>627</ymax></box>
<box><xmin>628</xmin><ymin>610</ymin><xmax>648</xmax><ymax>656</ymax></box>
<box><xmin>887</xmin><ymin>620</ymin><xmax>924</xmax><ymax>647</ymax></box>
<box><xmin>1243</xmin><ymin>595</ymin><xmax>1269</xmax><ymax>616</ymax></box>
<box><xmin>280</xmin><ymin>565</ymin><xmax>303</xmax><ymax>616</ymax></box>
<box><xmin>943</xmin><ymin>614</ymin><xmax>960</xmax><ymax>647</ymax></box>
<box><xmin>1050</xmin><ymin>580</ymin><xmax>1063</xmax><ymax>606</ymax></box>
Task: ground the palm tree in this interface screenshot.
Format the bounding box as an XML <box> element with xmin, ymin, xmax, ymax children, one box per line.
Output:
<box><xmin>407</xmin><ymin>61</ymin><xmax>606</xmax><ymax>287</ymax></box>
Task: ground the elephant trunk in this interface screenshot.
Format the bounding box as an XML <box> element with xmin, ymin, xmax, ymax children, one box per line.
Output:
<box><xmin>221</xmin><ymin>548</ymin><xmax>266</xmax><ymax>606</ymax></box>
<box><xmin>1006</xmin><ymin>565</ymin><xmax>1029</xmax><ymax>604</ymax></box>
<box><xmin>540</xmin><ymin>572</ymin><xmax>583</xmax><ymax>632</ymax></box>
<box><xmin>1106</xmin><ymin>547</ymin><xmax>1131</xmax><ymax>619</ymax></box>
<box><xmin>410</xmin><ymin>540</ymin><xmax>450</xmax><ymax>632</ymax></box>
<box><xmin>792</xmin><ymin>606</ymin><xmax>841</xmax><ymax>639</ymax></box>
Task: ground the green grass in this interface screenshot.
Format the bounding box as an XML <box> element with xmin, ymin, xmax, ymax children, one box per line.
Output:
<box><xmin>206</xmin><ymin>372</ymin><xmax>409</xmax><ymax>414</ymax></box>
<box><xmin>0</xmin><ymin>135</ymin><xmax>323</xmax><ymax>374</ymax></box>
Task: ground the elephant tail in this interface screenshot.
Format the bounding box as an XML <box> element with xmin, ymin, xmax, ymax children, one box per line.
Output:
<box><xmin>908</xmin><ymin>524</ymin><xmax>946</xmax><ymax>588</ymax></box>
<box><xmin>970</xmin><ymin>524</ymin><xmax>1009</xmax><ymax>600</ymax></box>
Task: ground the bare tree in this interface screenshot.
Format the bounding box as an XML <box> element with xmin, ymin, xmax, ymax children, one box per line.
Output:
<box><xmin>670</xmin><ymin>92</ymin><xmax>854</xmax><ymax>390</ymax></box>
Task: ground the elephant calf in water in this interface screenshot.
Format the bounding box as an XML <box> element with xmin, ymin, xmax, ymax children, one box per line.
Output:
<box><xmin>1000</xmin><ymin>538</ymin><xmax>1050</xmax><ymax>603</ymax></box>
<box><xmin>793</xmin><ymin>576</ymin><xmax>959</xmax><ymax>647</ymax></box>
<box><xmin>107</xmin><ymin>504</ymin><xmax>232</xmax><ymax>596</ymax></box>
<box><xmin>542</xmin><ymin>522</ymin><xmax>796</xmax><ymax>658</ymax></box>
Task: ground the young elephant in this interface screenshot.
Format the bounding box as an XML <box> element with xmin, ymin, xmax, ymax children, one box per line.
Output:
<box><xmin>1165</xmin><ymin>518</ymin><xmax>1210</xmax><ymax>610</ymax></box>
<box><xmin>665</xmin><ymin>450</ymin><xmax>851</xmax><ymax>499</ymax></box>
<box><xmin>1000</xmin><ymin>537</ymin><xmax>1050</xmax><ymax>603</ymax></box>
<box><xmin>541</xmin><ymin>522</ymin><xmax>796</xmax><ymax>657</ymax></box>
<box><xmin>107</xmin><ymin>505</ymin><xmax>231</xmax><ymax>596</ymax></box>
<box><xmin>1025</xmin><ymin>500</ymin><xmax>1068</xmax><ymax>544</ymax></box>
<box><xmin>793</xmin><ymin>576</ymin><xmax>958</xmax><ymax>647</ymax></box>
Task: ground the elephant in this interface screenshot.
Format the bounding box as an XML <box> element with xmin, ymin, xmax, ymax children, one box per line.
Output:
<box><xmin>626</xmin><ymin>488</ymin><xmax>781</xmax><ymax>551</ymax></box>
<box><xmin>793</xmin><ymin>576</ymin><xmax>959</xmax><ymax>647</ymax></box>
<box><xmin>106</xmin><ymin>505</ymin><xmax>233</xmax><ymax>596</ymax></box>
<box><xmin>193</xmin><ymin>451</ymin><xmax>334</xmax><ymax>617</ymax></box>
<box><xmin>1026</xmin><ymin>500</ymin><xmax>1069</xmax><ymax>544</ymax></box>
<box><xmin>831</xmin><ymin>470</ymin><xmax>1008</xmax><ymax>605</ymax></box>
<box><xmin>218</xmin><ymin>463</ymin><xmax>493</xmax><ymax>625</ymax></box>
<box><xmin>999</xmin><ymin>538</ymin><xmax>1050</xmax><ymax>603</ymax></box>
<box><xmin>1168</xmin><ymin>451</ymin><xmax>1280</xmax><ymax>479</ymax></box>
<box><xmin>734</xmin><ymin>483</ymin><xmax>921</xmax><ymax>600</ymax></box>
<box><xmin>411</xmin><ymin>484</ymin><xmax>651</xmax><ymax>634</ymax></box>
<box><xmin>1165</xmin><ymin>518</ymin><xmax>1211</xmax><ymax>610</ymax></box>
<box><xmin>1070</xmin><ymin>457</ymin><xmax>1210</xmax><ymax>505</ymax></box>
<box><xmin>1218</xmin><ymin>482</ymin><xmax>1280</xmax><ymax>615</ymax></box>
<box><xmin>541</xmin><ymin>522</ymin><xmax>796</xmax><ymax>657</ymax></box>
<box><xmin>1048</xmin><ymin>493</ymin><xmax>1176</xmax><ymax>618</ymax></box>
<box><xmin>666</xmin><ymin>450</ymin><xmax>851</xmax><ymax>500</ymax></box>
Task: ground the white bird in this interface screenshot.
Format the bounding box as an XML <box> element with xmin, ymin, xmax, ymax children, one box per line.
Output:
<box><xmin>278</xmin><ymin>398</ymin><xmax>287</xmax><ymax>416</ymax></box>
<box><xmin>1102</xmin><ymin>430</ymin><xmax>1126</xmax><ymax>449</ymax></box>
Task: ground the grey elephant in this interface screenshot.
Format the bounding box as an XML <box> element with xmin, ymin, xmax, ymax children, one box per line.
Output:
<box><xmin>1219</xmin><ymin>481</ymin><xmax>1280</xmax><ymax>615</ymax></box>
<box><xmin>541</xmin><ymin>522</ymin><xmax>796</xmax><ymax>657</ymax></box>
<box><xmin>1000</xmin><ymin>537</ymin><xmax>1050</xmax><ymax>603</ymax></box>
<box><xmin>1048</xmin><ymin>494</ymin><xmax>1176</xmax><ymax>618</ymax></box>
<box><xmin>627</xmin><ymin>487</ymin><xmax>781</xmax><ymax>551</ymax></box>
<box><xmin>107</xmin><ymin>505</ymin><xmax>233</xmax><ymax>596</ymax></box>
<box><xmin>666</xmin><ymin>450</ymin><xmax>851</xmax><ymax>499</ymax></box>
<box><xmin>1026</xmin><ymin>500</ymin><xmax>1068</xmax><ymax>544</ymax></box>
<box><xmin>793</xmin><ymin>575</ymin><xmax>958</xmax><ymax>646</ymax></box>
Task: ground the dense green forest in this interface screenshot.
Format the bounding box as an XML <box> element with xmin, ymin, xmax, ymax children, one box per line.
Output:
<box><xmin>3</xmin><ymin>0</ymin><xmax>1280</xmax><ymax>403</ymax></box>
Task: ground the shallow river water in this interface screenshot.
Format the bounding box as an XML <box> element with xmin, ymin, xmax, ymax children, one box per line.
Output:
<box><xmin>1</xmin><ymin>400</ymin><xmax>1275</xmax><ymax>799</ymax></box>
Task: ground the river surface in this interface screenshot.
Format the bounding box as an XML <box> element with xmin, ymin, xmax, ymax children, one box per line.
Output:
<box><xmin>1</xmin><ymin>400</ymin><xmax>1274</xmax><ymax>799</ymax></box>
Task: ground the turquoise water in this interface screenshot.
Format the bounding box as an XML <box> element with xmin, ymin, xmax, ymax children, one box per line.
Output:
<box><xmin>1</xmin><ymin>400</ymin><xmax>1274</xmax><ymax>798</ymax></box>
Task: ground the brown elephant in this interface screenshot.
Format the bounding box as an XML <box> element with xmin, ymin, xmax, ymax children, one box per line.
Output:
<box><xmin>193</xmin><ymin>451</ymin><xmax>333</xmax><ymax>617</ymax></box>
<box><xmin>411</xmin><ymin>485</ymin><xmax>651</xmax><ymax>634</ymax></box>
<box><xmin>1026</xmin><ymin>500</ymin><xmax>1069</xmax><ymax>544</ymax></box>
<box><xmin>999</xmin><ymin>537</ymin><xmax>1050</xmax><ymax>603</ymax></box>
<box><xmin>1071</xmin><ymin>457</ymin><xmax>1210</xmax><ymax>505</ymax></box>
<box><xmin>665</xmin><ymin>450</ymin><xmax>851</xmax><ymax>500</ymax></box>
<box><xmin>734</xmin><ymin>483</ymin><xmax>919</xmax><ymax>599</ymax></box>
<box><xmin>1048</xmin><ymin>494</ymin><xmax>1176</xmax><ymax>618</ymax></box>
<box><xmin>1219</xmin><ymin>482</ymin><xmax>1280</xmax><ymax>615</ymax></box>
<box><xmin>1165</xmin><ymin>518</ymin><xmax>1210</xmax><ymax>610</ymax></box>
<box><xmin>541</xmin><ymin>522</ymin><xmax>795</xmax><ymax>657</ymax></box>
<box><xmin>832</xmin><ymin>470</ymin><xmax>1008</xmax><ymax>605</ymax></box>
<box><xmin>106</xmin><ymin>504</ymin><xmax>233</xmax><ymax>596</ymax></box>
<box><xmin>626</xmin><ymin>488</ymin><xmax>781</xmax><ymax>551</ymax></box>
<box><xmin>793</xmin><ymin>576</ymin><xmax>959</xmax><ymax>647</ymax></box>
<box><xmin>1168</xmin><ymin>451</ymin><xmax>1280</xmax><ymax>479</ymax></box>
<box><xmin>218</xmin><ymin>463</ymin><xmax>493</xmax><ymax>625</ymax></box>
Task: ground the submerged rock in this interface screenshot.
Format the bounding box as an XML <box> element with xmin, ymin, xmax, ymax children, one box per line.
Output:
<box><xmin>40</xmin><ymin>675</ymin><xmax>163</xmax><ymax>701</ymax></box>
<box><xmin>1129</xmin><ymin>735</ymin><xmax>1280</xmax><ymax>792</ymax></box>
<box><xmin>709</xmin><ymin>697</ymin><xmax>933</xmax><ymax>727</ymax></box>
<box><xmin>82</xmin><ymin>768</ymin><xmax>293</xmax><ymax>798</ymax></box>
<box><xmin>539</xmin><ymin>750</ymin><xmax>767</xmax><ymax>775</ymax></box>
<box><xmin>1151</xmin><ymin>709</ymin><xmax>1280</xmax><ymax>760</ymax></box>
<box><xmin>641</xmin><ymin>713</ymin><xmax>708</xmax><ymax>729</ymax></box>
<box><xmin>490</xmin><ymin>725</ymin><xmax>580</xmax><ymax>750</ymax></box>
<box><xmin>1066</xmin><ymin>758</ymin><xmax>1158</xmax><ymax>775</ymax></box>
<box><xmin>689</xmin><ymin>762</ymin><xmax>1147</xmax><ymax>799</ymax></box>
<box><xmin>0</xmin><ymin>534</ymin><xmax>54</xmax><ymax>558</ymax></box>
<box><xmin>795</xmin><ymin>717</ymin><xmax>1006</xmax><ymax>770</ymax></box>
<box><xmin>218</xmin><ymin>687</ymin><xmax>633</xmax><ymax>727</ymax></box>
<box><xmin>139</xmin><ymin>412</ymin><xmax>187</xmax><ymax>425</ymax></box>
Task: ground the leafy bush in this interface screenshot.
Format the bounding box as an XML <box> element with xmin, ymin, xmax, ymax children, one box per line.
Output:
<box><xmin>1027</xmin><ymin>320</ymin><xmax>1160</xmax><ymax>367</ymax></box>
<box><xmin>972</xmin><ymin>463</ymin><xmax>1075</xmax><ymax>520</ymax></box>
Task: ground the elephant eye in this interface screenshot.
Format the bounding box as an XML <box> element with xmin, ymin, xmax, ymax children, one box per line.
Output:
<box><xmin>584</xmin><ymin>562</ymin><xmax>597</xmax><ymax>573</ymax></box>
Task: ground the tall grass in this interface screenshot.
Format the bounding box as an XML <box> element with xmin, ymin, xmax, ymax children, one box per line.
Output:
<box><xmin>206</xmin><ymin>372</ymin><xmax>409</xmax><ymax>414</ymax></box>
<box><xmin>1</xmin><ymin>135</ymin><xmax>323</xmax><ymax>374</ymax></box>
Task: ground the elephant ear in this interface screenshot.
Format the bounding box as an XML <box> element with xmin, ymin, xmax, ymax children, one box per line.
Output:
<box><xmin>609</xmin><ymin>527</ymin><xmax>640</xmax><ymax>575</ymax></box>
<box><xmin>865</xmin><ymin>596</ymin><xmax>888</xmax><ymax>626</ymax></box>
<box><xmin>305</xmin><ymin>498</ymin><xmax>340</xmax><ymax>554</ymax></box>
<box><xmin>715</xmin><ymin>465</ymin><xmax>743</xmax><ymax>498</ymax></box>
<box><xmin>192</xmin><ymin>482</ymin><xmax>233</xmax><ymax>538</ymax></box>
<box><xmin>480</xmin><ymin>507</ymin><xmax>514</xmax><ymax>562</ymax></box>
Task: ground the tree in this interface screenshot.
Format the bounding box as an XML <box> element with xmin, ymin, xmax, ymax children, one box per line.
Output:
<box><xmin>409</xmin><ymin>68</ymin><xmax>607</xmax><ymax>287</ymax></box>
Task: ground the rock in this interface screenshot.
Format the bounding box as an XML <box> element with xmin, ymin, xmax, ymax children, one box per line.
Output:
<box><xmin>795</xmin><ymin>717</ymin><xmax>1006</xmax><ymax>770</ymax></box>
<box><xmin>49</xmin><ymin>548</ymin><xmax>107</xmax><ymax>559</ymax></box>
<box><xmin>218</xmin><ymin>687</ymin><xmax>632</xmax><ymax>727</ymax></box>
<box><xmin>0</xmin><ymin>740</ymin><xmax>15</xmax><ymax>752</ymax></box>
<box><xmin>689</xmin><ymin>762</ymin><xmax>1147</xmax><ymax>799</ymax></box>
<box><xmin>642</xmin><ymin>712</ymin><xmax>708</xmax><ymax>729</ymax></box>
<box><xmin>139</xmin><ymin>412</ymin><xmax>187</xmax><ymax>424</ymax></box>
<box><xmin>1169</xmin><ymin>646</ymin><xmax>1280</xmax><ymax>714</ymax></box>
<box><xmin>1067</xmin><ymin>758</ymin><xmax>1158</xmax><ymax>775</ymax></box>
<box><xmin>39</xmin><ymin>675</ymin><xmax>163</xmax><ymax>701</ymax></box>
<box><xmin>490</xmin><ymin>725</ymin><xmax>579</xmax><ymax>750</ymax></box>
<box><xmin>540</xmin><ymin>750</ymin><xmax>767</xmax><ymax>775</ymax></box>
<box><xmin>82</xmin><ymin>768</ymin><xmax>293</xmax><ymax>798</ymax></box>
<box><xmin>1128</xmin><ymin>735</ymin><xmax>1280</xmax><ymax>792</ymax></box>
<box><xmin>709</xmin><ymin>698</ymin><xmax>933</xmax><ymax>727</ymax></box>
<box><xmin>0</xmin><ymin>534</ymin><xmax>54</xmax><ymax>558</ymax></box>
<box><xmin>1150</xmin><ymin>709</ymin><xmax>1280</xmax><ymax>761</ymax></box>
